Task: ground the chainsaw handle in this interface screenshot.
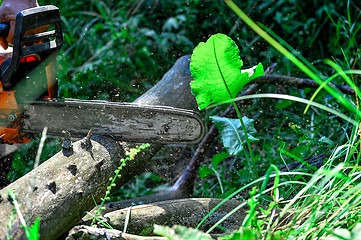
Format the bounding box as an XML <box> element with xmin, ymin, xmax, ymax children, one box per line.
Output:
<box><xmin>0</xmin><ymin>23</ymin><xmax>10</xmax><ymax>38</ymax></box>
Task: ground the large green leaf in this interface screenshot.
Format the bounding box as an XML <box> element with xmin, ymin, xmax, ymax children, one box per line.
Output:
<box><xmin>190</xmin><ymin>33</ymin><xmax>264</xmax><ymax>110</ymax></box>
<box><xmin>211</xmin><ymin>116</ymin><xmax>258</xmax><ymax>155</ymax></box>
<box><xmin>212</xmin><ymin>152</ymin><xmax>228</xmax><ymax>169</ymax></box>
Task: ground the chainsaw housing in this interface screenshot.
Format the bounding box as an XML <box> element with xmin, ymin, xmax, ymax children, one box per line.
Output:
<box><xmin>0</xmin><ymin>5</ymin><xmax>63</xmax><ymax>144</ymax></box>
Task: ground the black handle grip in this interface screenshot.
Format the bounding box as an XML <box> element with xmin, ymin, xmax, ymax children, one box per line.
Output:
<box><xmin>0</xmin><ymin>23</ymin><xmax>10</xmax><ymax>37</ymax></box>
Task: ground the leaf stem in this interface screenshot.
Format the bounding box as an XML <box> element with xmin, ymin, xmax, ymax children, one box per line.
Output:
<box><xmin>211</xmin><ymin>37</ymin><xmax>258</xmax><ymax>179</ymax></box>
<box><xmin>233</xmin><ymin>102</ymin><xmax>258</xmax><ymax>179</ymax></box>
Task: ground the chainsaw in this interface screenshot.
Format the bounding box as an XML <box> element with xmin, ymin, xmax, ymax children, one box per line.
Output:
<box><xmin>0</xmin><ymin>5</ymin><xmax>204</xmax><ymax>145</ymax></box>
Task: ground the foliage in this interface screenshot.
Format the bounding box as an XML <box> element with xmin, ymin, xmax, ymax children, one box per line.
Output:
<box><xmin>218</xmin><ymin>229</ymin><xmax>259</xmax><ymax>240</ymax></box>
<box><xmin>190</xmin><ymin>1</ymin><xmax>361</xmax><ymax>239</ymax></box>
<box><xmin>39</xmin><ymin>0</ymin><xmax>201</xmax><ymax>101</ymax></box>
<box><xmin>4</xmin><ymin>0</ymin><xmax>361</xmax><ymax>239</ymax></box>
<box><xmin>185</xmin><ymin>0</ymin><xmax>361</xmax><ymax>239</ymax></box>
<box><xmin>111</xmin><ymin>172</ymin><xmax>168</xmax><ymax>201</ymax></box>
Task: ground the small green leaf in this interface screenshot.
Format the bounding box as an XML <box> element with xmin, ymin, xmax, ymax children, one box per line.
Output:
<box><xmin>211</xmin><ymin>152</ymin><xmax>228</xmax><ymax>169</ymax></box>
<box><xmin>211</xmin><ymin>116</ymin><xmax>258</xmax><ymax>155</ymax></box>
<box><xmin>216</xmin><ymin>188</ymin><xmax>236</xmax><ymax>199</ymax></box>
<box><xmin>190</xmin><ymin>33</ymin><xmax>263</xmax><ymax>110</ymax></box>
<box><xmin>28</xmin><ymin>217</ymin><xmax>40</xmax><ymax>240</ymax></box>
<box><xmin>318</xmin><ymin>136</ymin><xmax>335</xmax><ymax>146</ymax></box>
<box><xmin>275</xmin><ymin>99</ymin><xmax>294</xmax><ymax>109</ymax></box>
<box><xmin>199</xmin><ymin>165</ymin><xmax>213</xmax><ymax>179</ymax></box>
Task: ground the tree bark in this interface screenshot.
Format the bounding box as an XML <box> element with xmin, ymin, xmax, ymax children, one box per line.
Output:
<box><xmin>67</xmin><ymin>225</ymin><xmax>168</xmax><ymax>240</ymax></box>
<box><xmin>0</xmin><ymin>55</ymin><xmax>199</xmax><ymax>240</ymax></box>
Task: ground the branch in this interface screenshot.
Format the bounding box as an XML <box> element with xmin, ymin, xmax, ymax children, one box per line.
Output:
<box><xmin>253</xmin><ymin>75</ymin><xmax>356</xmax><ymax>95</ymax></box>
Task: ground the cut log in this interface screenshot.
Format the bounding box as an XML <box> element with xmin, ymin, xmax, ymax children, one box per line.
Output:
<box><xmin>66</xmin><ymin>225</ymin><xmax>226</xmax><ymax>240</ymax></box>
<box><xmin>103</xmin><ymin>198</ymin><xmax>247</xmax><ymax>235</ymax></box>
<box><xmin>0</xmin><ymin>55</ymin><xmax>199</xmax><ymax>240</ymax></box>
<box><xmin>71</xmin><ymin>198</ymin><xmax>253</xmax><ymax>240</ymax></box>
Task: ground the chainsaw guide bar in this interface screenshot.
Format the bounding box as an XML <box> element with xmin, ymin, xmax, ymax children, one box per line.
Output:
<box><xmin>21</xmin><ymin>99</ymin><xmax>205</xmax><ymax>144</ymax></box>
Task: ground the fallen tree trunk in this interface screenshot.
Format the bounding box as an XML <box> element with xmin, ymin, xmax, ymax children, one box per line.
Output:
<box><xmin>70</xmin><ymin>198</ymin><xmax>287</xmax><ymax>240</ymax></box>
<box><xmin>0</xmin><ymin>55</ymin><xmax>199</xmax><ymax>240</ymax></box>
<box><xmin>103</xmin><ymin>198</ymin><xmax>247</xmax><ymax>235</ymax></box>
<box><xmin>69</xmin><ymin>198</ymin><xmax>251</xmax><ymax>240</ymax></box>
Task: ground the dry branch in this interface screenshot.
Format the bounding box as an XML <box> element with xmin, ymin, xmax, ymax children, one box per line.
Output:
<box><xmin>70</xmin><ymin>198</ymin><xmax>289</xmax><ymax>240</ymax></box>
<box><xmin>253</xmin><ymin>75</ymin><xmax>355</xmax><ymax>95</ymax></box>
<box><xmin>0</xmin><ymin>55</ymin><xmax>199</xmax><ymax>240</ymax></box>
<box><xmin>67</xmin><ymin>225</ymin><xmax>167</xmax><ymax>240</ymax></box>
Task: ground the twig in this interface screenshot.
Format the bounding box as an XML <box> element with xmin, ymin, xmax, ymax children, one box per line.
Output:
<box><xmin>279</xmin><ymin>154</ymin><xmax>328</xmax><ymax>172</ymax></box>
<box><xmin>253</xmin><ymin>75</ymin><xmax>356</xmax><ymax>95</ymax></box>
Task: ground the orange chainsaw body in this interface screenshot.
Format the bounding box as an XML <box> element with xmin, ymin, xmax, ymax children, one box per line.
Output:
<box><xmin>0</xmin><ymin>90</ymin><xmax>28</xmax><ymax>144</ymax></box>
<box><xmin>0</xmin><ymin>5</ymin><xmax>63</xmax><ymax>145</ymax></box>
<box><xmin>0</xmin><ymin>54</ymin><xmax>50</xmax><ymax>144</ymax></box>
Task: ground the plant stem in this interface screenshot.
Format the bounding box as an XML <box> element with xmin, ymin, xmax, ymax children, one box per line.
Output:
<box><xmin>233</xmin><ymin>102</ymin><xmax>258</xmax><ymax>179</ymax></box>
<box><xmin>211</xmin><ymin>37</ymin><xmax>258</xmax><ymax>179</ymax></box>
